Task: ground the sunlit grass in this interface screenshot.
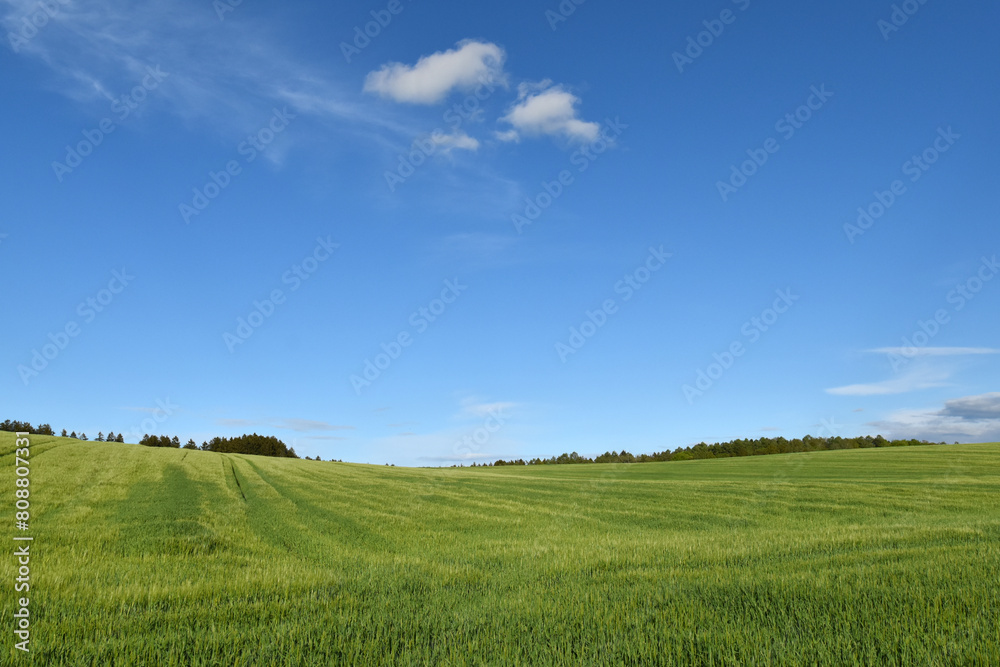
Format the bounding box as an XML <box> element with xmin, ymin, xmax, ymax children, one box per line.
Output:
<box><xmin>2</xmin><ymin>433</ymin><xmax>998</xmax><ymax>665</ymax></box>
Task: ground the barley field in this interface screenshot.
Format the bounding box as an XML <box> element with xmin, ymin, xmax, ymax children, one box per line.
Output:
<box><xmin>2</xmin><ymin>432</ymin><xmax>998</xmax><ymax>665</ymax></box>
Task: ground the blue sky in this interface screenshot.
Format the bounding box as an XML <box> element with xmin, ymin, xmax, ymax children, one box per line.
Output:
<box><xmin>2</xmin><ymin>0</ymin><xmax>998</xmax><ymax>465</ymax></box>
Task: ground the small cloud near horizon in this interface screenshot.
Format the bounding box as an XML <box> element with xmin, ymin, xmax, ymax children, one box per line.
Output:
<box><xmin>869</xmin><ymin>392</ymin><xmax>1000</xmax><ymax>443</ymax></box>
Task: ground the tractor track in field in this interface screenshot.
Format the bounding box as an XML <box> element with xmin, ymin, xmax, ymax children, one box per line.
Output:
<box><xmin>242</xmin><ymin>458</ymin><xmax>282</xmax><ymax>497</ymax></box>
<box><xmin>226</xmin><ymin>458</ymin><xmax>247</xmax><ymax>501</ymax></box>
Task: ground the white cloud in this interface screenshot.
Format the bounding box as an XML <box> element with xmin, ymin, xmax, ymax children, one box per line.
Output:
<box><xmin>364</xmin><ymin>40</ymin><xmax>505</xmax><ymax>105</ymax></box>
<box><xmin>499</xmin><ymin>81</ymin><xmax>600</xmax><ymax>143</ymax></box>
<box><xmin>432</xmin><ymin>130</ymin><xmax>479</xmax><ymax>152</ymax></box>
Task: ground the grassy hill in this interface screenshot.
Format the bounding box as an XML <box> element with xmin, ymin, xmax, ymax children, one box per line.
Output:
<box><xmin>2</xmin><ymin>433</ymin><xmax>999</xmax><ymax>665</ymax></box>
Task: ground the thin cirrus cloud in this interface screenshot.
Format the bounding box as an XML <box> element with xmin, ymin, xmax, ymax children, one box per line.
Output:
<box><xmin>869</xmin><ymin>347</ymin><xmax>1000</xmax><ymax>357</ymax></box>
<box><xmin>828</xmin><ymin>347</ymin><xmax>998</xmax><ymax>396</ymax></box>
<box><xmin>825</xmin><ymin>368</ymin><xmax>951</xmax><ymax>396</ymax></box>
<box><xmin>498</xmin><ymin>81</ymin><xmax>601</xmax><ymax>144</ymax></box>
<box><xmin>363</xmin><ymin>40</ymin><xmax>506</xmax><ymax>105</ymax></box>
<box><xmin>0</xmin><ymin>0</ymin><xmax>368</xmax><ymax>137</ymax></box>
<box><xmin>216</xmin><ymin>418</ymin><xmax>354</xmax><ymax>433</ymax></box>
<box><xmin>458</xmin><ymin>398</ymin><xmax>517</xmax><ymax>418</ymax></box>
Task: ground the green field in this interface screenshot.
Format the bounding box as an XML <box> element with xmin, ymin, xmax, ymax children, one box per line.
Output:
<box><xmin>2</xmin><ymin>433</ymin><xmax>999</xmax><ymax>665</ymax></box>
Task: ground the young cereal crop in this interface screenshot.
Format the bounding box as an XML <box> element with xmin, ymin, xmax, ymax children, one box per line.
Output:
<box><xmin>1</xmin><ymin>432</ymin><xmax>998</xmax><ymax>665</ymax></box>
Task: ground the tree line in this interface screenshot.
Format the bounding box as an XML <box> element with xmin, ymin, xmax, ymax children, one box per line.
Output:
<box><xmin>63</xmin><ymin>430</ymin><xmax>125</xmax><ymax>442</ymax></box>
<box><xmin>488</xmin><ymin>435</ymin><xmax>948</xmax><ymax>467</ymax></box>
<box><xmin>2</xmin><ymin>417</ymin><xmax>297</xmax><ymax>459</ymax></box>
<box><xmin>140</xmin><ymin>433</ymin><xmax>298</xmax><ymax>458</ymax></box>
<box><xmin>1</xmin><ymin>420</ymin><xmax>54</xmax><ymax>436</ymax></box>
<box><xmin>1</xmin><ymin>419</ymin><xmax>128</xmax><ymax>442</ymax></box>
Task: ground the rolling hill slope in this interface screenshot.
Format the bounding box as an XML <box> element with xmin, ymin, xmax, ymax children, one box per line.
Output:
<box><xmin>2</xmin><ymin>433</ymin><xmax>999</xmax><ymax>665</ymax></box>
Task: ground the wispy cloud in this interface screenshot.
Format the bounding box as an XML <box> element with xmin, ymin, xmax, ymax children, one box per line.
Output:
<box><xmin>216</xmin><ymin>418</ymin><xmax>257</xmax><ymax>428</ymax></box>
<box><xmin>418</xmin><ymin>451</ymin><xmax>500</xmax><ymax>463</ymax></box>
<box><xmin>281</xmin><ymin>419</ymin><xmax>354</xmax><ymax>433</ymax></box>
<box><xmin>216</xmin><ymin>417</ymin><xmax>354</xmax><ymax>432</ymax></box>
<box><xmin>0</xmin><ymin>0</ymin><xmax>368</xmax><ymax>138</ymax></box>
<box><xmin>459</xmin><ymin>398</ymin><xmax>517</xmax><ymax>418</ymax></box>
<box><xmin>869</xmin><ymin>347</ymin><xmax>1000</xmax><ymax>357</ymax></box>
<box><xmin>825</xmin><ymin>368</ymin><xmax>951</xmax><ymax>396</ymax></box>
